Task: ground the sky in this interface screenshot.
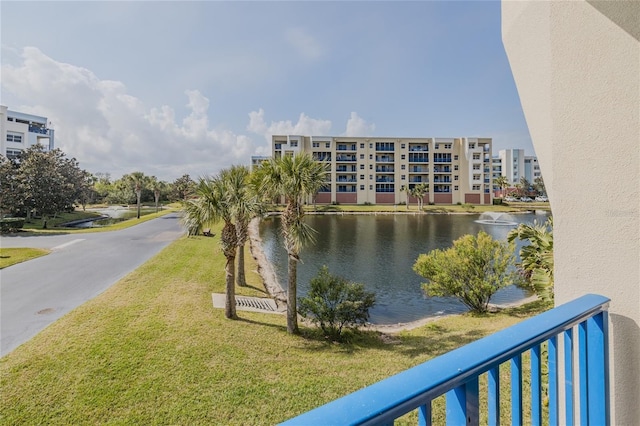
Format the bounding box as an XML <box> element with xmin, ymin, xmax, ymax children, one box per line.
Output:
<box><xmin>1</xmin><ymin>1</ymin><xmax>534</xmax><ymax>182</ymax></box>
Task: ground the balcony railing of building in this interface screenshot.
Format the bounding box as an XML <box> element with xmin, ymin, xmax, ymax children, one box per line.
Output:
<box><xmin>336</xmin><ymin>155</ymin><xmax>357</xmax><ymax>162</ymax></box>
<box><xmin>281</xmin><ymin>294</ymin><xmax>610</xmax><ymax>426</ymax></box>
<box><xmin>433</xmin><ymin>187</ymin><xmax>451</xmax><ymax>193</ymax></box>
<box><xmin>408</xmin><ymin>145</ymin><xmax>429</xmax><ymax>152</ymax></box>
<box><xmin>376</xmin><ymin>167</ymin><xmax>395</xmax><ymax>173</ymax></box>
<box><xmin>337</xmin><ymin>177</ymin><xmax>357</xmax><ymax>183</ymax></box>
<box><xmin>409</xmin><ymin>178</ymin><xmax>427</xmax><ymax>183</ymax></box>
<box><xmin>336</xmin><ymin>166</ymin><xmax>356</xmax><ymax>172</ymax></box>
<box><xmin>337</xmin><ymin>144</ymin><xmax>356</xmax><ymax>151</ymax></box>
<box><xmin>433</xmin><ymin>178</ymin><xmax>451</xmax><ymax>183</ymax></box>
<box><xmin>376</xmin><ymin>177</ymin><xmax>395</xmax><ymax>183</ymax></box>
<box><xmin>411</xmin><ymin>167</ymin><xmax>428</xmax><ymax>173</ymax></box>
<box><xmin>376</xmin><ymin>157</ymin><xmax>394</xmax><ymax>163</ymax></box>
<box><xmin>433</xmin><ymin>167</ymin><xmax>451</xmax><ymax>173</ymax></box>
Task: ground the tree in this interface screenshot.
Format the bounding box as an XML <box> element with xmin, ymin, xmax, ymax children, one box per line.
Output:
<box><xmin>123</xmin><ymin>172</ymin><xmax>148</xmax><ymax>219</ymax></box>
<box><xmin>507</xmin><ymin>217</ymin><xmax>554</xmax><ymax>301</ymax></box>
<box><xmin>0</xmin><ymin>156</ymin><xmax>22</xmax><ymax>215</ymax></box>
<box><xmin>298</xmin><ymin>266</ymin><xmax>376</xmax><ymax>340</ymax></box>
<box><xmin>533</xmin><ymin>176</ymin><xmax>546</xmax><ymax>196</ymax></box>
<box><xmin>171</xmin><ymin>174</ymin><xmax>195</xmax><ymax>201</ymax></box>
<box><xmin>493</xmin><ymin>175</ymin><xmax>509</xmax><ymax>197</ymax></box>
<box><xmin>413</xmin><ymin>183</ymin><xmax>428</xmax><ymax>210</ymax></box>
<box><xmin>252</xmin><ymin>153</ymin><xmax>328</xmax><ymax>334</ymax></box>
<box><xmin>413</xmin><ymin>231</ymin><xmax>519</xmax><ymax>313</ymax></box>
<box><xmin>519</xmin><ymin>177</ymin><xmax>532</xmax><ymax>196</ymax></box>
<box><xmin>182</xmin><ymin>175</ymin><xmax>238</xmax><ymax>319</ymax></box>
<box><xmin>16</xmin><ymin>146</ymin><xmax>85</xmax><ymax>227</ymax></box>
<box><xmin>148</xmin><ymin>176</ymin><xmax>167</xmax><ymax>213</ymax></box>
<box><xmin>224</xmin><ymin>165</ymin><xmax>263</xmax><ymax>287</ymax></box>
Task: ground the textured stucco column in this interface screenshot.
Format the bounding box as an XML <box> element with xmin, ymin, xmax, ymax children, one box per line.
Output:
<box><xmin>502</xmin><ymin>1</ymin><xmax>639</xmax><ymax>424</ymax></box>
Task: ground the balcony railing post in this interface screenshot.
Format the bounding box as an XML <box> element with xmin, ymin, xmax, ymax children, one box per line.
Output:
<box><xmin>564</xmin><ymin>328</ymin><xmax>575</xmax><ymax>425</ymax></box>
<box><xmin>548</xmin><ymin>336</ymin><xmax>559</xmax><ymax>425</ymax></box>
<box><xmin>446</xmin><ymin>377</ymin><xmax>479</xmax><ymax>426</ymax></box>
<box><xmin>579</xmin><ymin>321</ymin><xmax>588</xmax><ymax>425</ymax></box>
<box><xmin>586</xmin><ymin>311</ymin><xmax>609</xmax><ymax>425</ymax></box>
<box><xmin>532</xmin><ymin>344</ymin><xmax>542</xmax><ymax>425</ymax></box>
<box><xmin>511</xmin><ymin>354</ymin><xmax>523</xmax><ymax>425</ymax></box>
<box><xmin>488</xmin><ymin>367</ymin><xmax>500</xmax><ymax>426</ymax></box>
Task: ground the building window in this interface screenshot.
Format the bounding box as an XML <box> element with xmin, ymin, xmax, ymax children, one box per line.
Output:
<box><xmin>275</xmin><ymin>143</ymin><xmax>282</xmax><ymax>149</ymax></box>
<box><xmin>312</xmin><ymin>142</ymin><xmax>319</xmax><ymax>148</ymax></box>
<box><xmin>360</xmin><ymin>185</ymin><xmax>365</xmax><ymax>190</ymax></box>
<box><xmin>6</xmin><ymin>148</ymin><xmax>21</xmax><ymax>159</ymax></box>
<box><xmin>360</xmin><ymin>174</ymin><xmax>365</xmax><ymax>180</ymax></box>
<box><xmin>401</xmin><ymin>154</ymin><xmax>406</xmax><ymax>160</ymax></box>
<box><xmin>290</xmin><ymin>141</ymin><xmax>298</xmax><ymax>147</ymax></box>
<box><xmin>454</xmin><ymin>175</ymin><xmax>458</xmax><ymax>180</ymax></box>
<box><xmin>360</xmin><ymin>143</ymin><xmax>365</xmax><ymax>149</ymax></box>
<box><xmin>474</xmin><ymin>174</ymin><xmax>481</xmax><ymax>181</ymax></box>
<box><xmin>369</xmin><ymin>185</ymin><xmax>373</xmax><ymax>190</ymax></box>
<box><xmin>444</xmin><ymin>143</ymin><xmax>452</xmax><ymax>149</ymax></box>
<box><xmin>369</xmin><ymin>164</ymin><xmax>373</xmax><ymax>170</ymax></box>
<box><xmin>473</xmin><ymin>185</ymin><xmax>481</xmax><ymax>190</ymax></box>
<box><xmin>469</xmin><ymin>143</ymin><xmax>475</xmax><ymax>149</ymax></box>
<box><xmin>369</xmin><ymin>175</ymin><xmax>373</xmax><ymax>180</ymax></box>
<box><xmin>360</xmin><ymin>154</ymin><xmax>364</xmax><ymax>159</ymax></box>
<box><xmin>454</xmin><ymin>155</ymin><xmax>459</xmax><ymax>161</ymax></box>
<box><xmin>369</xmin><ymin>154</ymin><xmax>373</xmax><ymax>159</ymax></box>
<box><xmin>454</xmin><ymin>185</ymin><xmax>459</xmax><ymax>191</ymax></box>
<box><xmin>326</xmin><ymin>143</ymin><xmax>330</xmax><ymax>148</ymax></box>
<box><xmin>401</xmin><ymin>164</ymin><xmax>406</xmax><ymax>170</ymax></box>
<box><xmin>473</xmin><ymin>164</ymin><xmax>480</xmax><ymax>170</ymax></box>
<box><xmin>360</xmin><ymin>164</ymin><xmax>364</xmax><ymax>170</ymax></box>
<box><xmin>454</xmin><ymin>165</ymin><xmax>459</xmax><ymax>170</ymax></box>
<box><xmin>401</xmin><ymin>143</ymin><xmax>406</xmax><ymax>149</ymax></box>
<box><xmin>401</xmin><ymin>175</ymin><xmax>406</xmax><ymax>180</ymax></box>
<box><xmin>473</xmin><ymin>153</ymin><xmax>481</xmax><ymax>160</ymax></box>
<box><xmin>369</xmin><ymin>143</ymin><xmax>373</xmax><ymax>149</ymax></box>
<box><xmin>6</xmin><ymin>132</ymin><xmax>23</xmax><ymax>143</ymax></box>
<box><xmin>435</xmin><ymin>144</ymin><xmax>439</xmax><ymax>149</ymax></box>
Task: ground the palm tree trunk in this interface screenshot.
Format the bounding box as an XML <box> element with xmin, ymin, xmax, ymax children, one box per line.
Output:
<box><xmin>136</xmin><ymin>191</ymin><xmax>141</xmax><ymax>219</ymax></box>
<box><xmin>225</xmin><ymin>255</ymin><xmax>237</xmax><ymax>319</ymax></box>
<box><xmin>286</xmin><ymin>253</ymin><xmax>299</xmax><ymax>334</ymax></box>
<box><xmin>236</xmin><ymin>244</ymin><xmax>247</xmax><ymax>286</ymax></box>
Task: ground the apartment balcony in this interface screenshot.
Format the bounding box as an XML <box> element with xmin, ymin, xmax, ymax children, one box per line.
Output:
<box><xmin>336</xmin><ymin>155</ymin><xmax>357</xmax><ymax>162</ymax></box>
<box><xmin>408</xmin><ymin>145</ymin><xmax>429</xmax><ymax>152</ymax></box>
<box><xmin>336</xmin><ymin>177</ymin><xmax>357</xmax><ymax>183</ymax></box>
<box><xmin>376</xmin><ymin>167</ymin><xmax>395</xmax><ymax>173</ymax></box>
<box><xmin>282</xmin><ymin>294</ymin><xmax>610</xmax><ymax>426</ymax></box>
<box><xmin>336</xmin><ymin>144</ymin><xmax>356</xmax><ymax>151</ymax></box>
<box><xmin>376</xmin><ymin>177</ymin><xmax>395</xmax><ymax>183</ymax></box>
<box><xmin>433</xmin><ymin>158</ymin><xmax>452</xmax><ymax>163</ymax></box>
<box><xmin>376</xmin><ymin>157</ymin><xmax>394</xmax><ymax>163</ymax></box>
<box><xmin>336</xmin><ymin>166</ymin><xmax>356</xmax><ymax>172</ymax></box>
<box><xmin>433</xmin><ymin>167</ymin><xmax>451</xmax><ymax>173</ymax></box>
<box><xmin>409</xmin><ymin>177</ymin><xmax>427</xmax><ymax>183</ymax></box>
<box><xmin>410</xmin><ymin>166</ymin><xmax>428</xmax><ymax>173</ymax></box>
<box><xmin>433</xmin><ymin>178</ymin><xmax>451</xmax><ymax>183</ymax></box>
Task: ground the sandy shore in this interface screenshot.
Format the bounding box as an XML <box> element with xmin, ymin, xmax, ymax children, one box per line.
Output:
<box><xmin>247</xmin><ymin>217</ymin><xmax>539</xmax><ymax>333</ymax></box>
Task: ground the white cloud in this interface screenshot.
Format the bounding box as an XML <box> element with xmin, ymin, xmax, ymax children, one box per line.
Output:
<box><xmin>343</xmin><ymin>112</ymin><xmax>376</xmax><ymax>137</ymax></box>
<box><xmin>247</xmin><ymin>108</ymin><xmax>332</xmax><ymax>141</ymax></box>
<box><xmin>285</xmin><ymin>27</ymin><xmax>325</xmax><ymax>61</ymax></box>
<box><xmin>1</xmin><ymin>47</ymin><xmax>256</xmax><ymax>181</ymax></box>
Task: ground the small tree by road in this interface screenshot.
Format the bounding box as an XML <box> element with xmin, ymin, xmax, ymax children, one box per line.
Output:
<box><xmin>413</xmin><ymin>231</ymin><xmax>519</xmax><ymax>313</ymax></box>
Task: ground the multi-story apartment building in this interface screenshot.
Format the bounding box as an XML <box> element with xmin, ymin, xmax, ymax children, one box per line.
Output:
<box><xmin>497</xmin><ymin>148</ymin><xmax>541</xmax><ymax>186</ymax></box>
<box><xmin>0</xmin><ymin>105</ymin><xmax>55</xmax><ymax>160</ymax></box>
<box><xmin>271</xmin><ymin>135</ymin><xmax>493</xmax><ymax>205</ymax></box>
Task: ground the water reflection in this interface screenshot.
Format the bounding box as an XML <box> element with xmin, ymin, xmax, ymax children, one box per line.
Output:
<box><xmin>260</xmin><ymin>212</ymin><xmax>550</xmax><ymax>324</ymax></box>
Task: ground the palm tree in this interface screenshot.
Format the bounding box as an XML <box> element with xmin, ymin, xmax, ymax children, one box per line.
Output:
<box><xmin>224</xmin><ymin>165</ymin><xmax>262</xmax><ymax>287</ymax></box>
<box><xmin>402</xmin><ymin>185</ymin><xmax>411</xmax><ymax>210</ymax></box>
<box><xmin>252</xmin><ymin>153</ymin><xmax>328</xmax><ymax>334</ymax></box>
<box><xmin>413</xmin><ymin>183</ymin><xmax>428</xmax><ymax>210</ymax></box>
<box><xmin>493</xmin><ymin>175</ymin><xmax>509</xmax><ymax>197</ymax></box>
<box><xmin>182</xmin><ymin>175</ymin><xmax>238</xmax><ymax>319</ymax></box>
<box><xmin>148</xmin><ymin>177</ymin><xmax>167</xmax><ymax>213</ymax></box>
<box><xmin>507</xmin><ymin>217</ymin><xmax>554</xmax><ymax>300</ymax></box>
<box><xmin>124</xmin><ymin>171</ymin><xmax>148</xmax><ymax>219</ymax></box>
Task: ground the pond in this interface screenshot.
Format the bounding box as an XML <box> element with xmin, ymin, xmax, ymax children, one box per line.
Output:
<box><xmin>259</xmin><ymin>211</ymin><xmax>550</xmax><ymax>325</ymax></box>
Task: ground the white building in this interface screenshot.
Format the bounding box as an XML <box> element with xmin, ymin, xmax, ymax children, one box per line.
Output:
<box><xmin>497</xmin><ymin>148</ymin><xmax>541</xmax><ymax>185</ymax></box>
<box><xmin>0</xmin><ymin>105</ymin><xmax>55</xmax><ymax>159</ymax></box>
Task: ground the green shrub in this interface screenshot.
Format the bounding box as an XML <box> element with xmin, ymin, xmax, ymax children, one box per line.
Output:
<box><xmin>298</xmin><ymin>266</ymin><xmax>376</xmax><ymax>340</ymax></box>
<box><xmin>493</xmin><ymin>198</ymin><xmax>503</xmax><ymax>205</ymax></box>
<box><xmin>0</xmin><ymin>217</ymin><xmax>25</xmax><ymax>233</ymax></box>
<box><xmin>413</xmin><ymin>231</ymin><xmax>519</xmax><ymax>313</ymax></box>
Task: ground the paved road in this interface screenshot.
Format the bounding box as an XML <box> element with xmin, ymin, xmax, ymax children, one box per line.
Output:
<box><xmin>0</xmin><ymin>213</ymin><xmax>184</xmax><ymax>357</ymax></box>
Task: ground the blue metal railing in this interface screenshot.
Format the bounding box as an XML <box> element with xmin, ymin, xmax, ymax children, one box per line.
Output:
<box><xmin>281</xmin><ymin>294</ymin><xmax>609</xmax><ymax>426</ymax></box>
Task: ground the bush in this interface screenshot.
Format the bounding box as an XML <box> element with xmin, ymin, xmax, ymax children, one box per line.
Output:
<box><xmin>413</xmin><ymin>231</ymin><xmax>519</xmax><ymax>313</ymax></box>
<box><xmin>0</xmin><ymin>217</ymin><xmax>25</xmax><ymax>233</ymax></box>
<box><xmin>298</xmin><ymin>266</ymin><xmax>376</xmax><ymax>340</ymax></box>
<box><xmin>493</xmin><ymin>198</ymin><xmax>503</xmax><ymax>205</ymax></box>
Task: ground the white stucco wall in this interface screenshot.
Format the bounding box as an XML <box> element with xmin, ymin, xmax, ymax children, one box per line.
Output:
<box><xmin>502</xmin><ymin>1</ymin><xmax>640</xmax><ymax>423</ymax></box>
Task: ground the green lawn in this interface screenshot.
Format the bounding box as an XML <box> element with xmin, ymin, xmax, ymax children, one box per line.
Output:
<box><xmin>0</xmin><ymin>221</ymin><xmax>551</xmax><ymax>425</ymax></box>
<box><xmin>0</xmin><ymin>248</ymin><xmax>50</xmax><ymax>269</ymax></box>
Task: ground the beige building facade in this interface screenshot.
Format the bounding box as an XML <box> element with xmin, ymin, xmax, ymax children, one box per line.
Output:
<box><xmin>272</xmin><ymin>135</ymin><xmax>493</xmax><ymax>205</ymax></box>
<box><xmin>503</xmin><ymin>1</ymin><xmax>639</xmax><ymax>423</ymax></box>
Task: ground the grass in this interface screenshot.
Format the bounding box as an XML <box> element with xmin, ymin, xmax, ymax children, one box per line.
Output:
<box><xmin>0</xmin><ymin>248</ymin><xmax>50</xmax><ymax>269</ymax></box>
<box><xmin>12</xmin><ymin>207</ymin><xmax>177</xmax><ymax>235</ymax></box>
<box><xmin>0</xmin><ymin>218</ymin><xmax>552</xmax><ymax>425</ymax></box>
